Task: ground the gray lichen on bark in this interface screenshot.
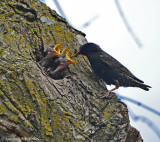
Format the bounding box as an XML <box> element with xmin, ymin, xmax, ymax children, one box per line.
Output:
<box><xmin>0</xmin><ymin>0</ymin><xmax>142</xmax><ymax>141</ymax></box>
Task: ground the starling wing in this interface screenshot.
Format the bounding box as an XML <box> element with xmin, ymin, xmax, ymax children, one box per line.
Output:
<box><xmin>99</xmin><ymin>51</ymin><xmax>144</xmax><ymax>83</ymax></box>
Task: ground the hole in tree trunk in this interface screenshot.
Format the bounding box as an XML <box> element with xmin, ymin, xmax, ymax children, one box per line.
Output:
<box><xmin>35</xmin><ymin>44</ymin><xmax>70</xmax><ymax>80</ymax></box>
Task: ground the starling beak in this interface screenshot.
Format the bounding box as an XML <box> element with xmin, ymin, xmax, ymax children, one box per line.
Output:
<box><xmin>74</xmin><ymin>42</ymin><xmax>151</xmax><ymax>97</ymax></box>
<box><xmin>52</xmin><ymin>43</ymin><xmax>63</xmax><ymax>56</ymax></box>
<box><xmin>62</xmin><ymin>46</ymin><xmax>70</xmax><ymax>54</ymax></box>
<box><xmin>52</xmin><ymin>51</ymin><xmax>76</xmax><ymax>74</ymax></box>
<box><xmin>66</xmin><ymin>51</ymin><xmax>76</xmax><ymax>64</ymax></box>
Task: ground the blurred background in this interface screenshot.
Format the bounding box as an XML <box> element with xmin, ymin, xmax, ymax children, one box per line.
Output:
<box><xmin>41</xmin><ymin>0</ymin><xmax>160</xmax><ymax>141</ymax></box>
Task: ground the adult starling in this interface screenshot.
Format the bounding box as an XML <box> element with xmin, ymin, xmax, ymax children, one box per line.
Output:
<box><xmin>74</xmin><ymin>43</ymin><xmax>151</xmax><ymax>96</ymax></box>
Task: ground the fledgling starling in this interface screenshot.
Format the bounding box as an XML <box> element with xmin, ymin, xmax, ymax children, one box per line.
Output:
<box><xmin>39</xmin><ymin>43</ymin><xmax>63</xmax><ymax>68</ymax></box>
<box><xmin>74</xmin><ymin>42</ymin><xmax>151</xmax><ymax>97</ymax></box>
<box><xmin>48</xmin><ymin>51</ymin><xmax>76</xmax><ymax>74</ymax></box>
<box><xmin>39</xmin><ymin>43</ymin><xmax>76</xmax><ymax>77</ymax></box>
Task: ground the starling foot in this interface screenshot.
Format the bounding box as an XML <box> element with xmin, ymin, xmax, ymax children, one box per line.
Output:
<box><xmin>100</xmin><ymin>86</ymin><xmax>119</xmax><ymax>99</ymax></box>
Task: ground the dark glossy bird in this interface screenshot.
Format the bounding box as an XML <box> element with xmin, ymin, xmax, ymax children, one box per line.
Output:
<box><xmin>74</xmin><ymin>42</ymin><xmax>151</xmax><ymax>97</ymax></box>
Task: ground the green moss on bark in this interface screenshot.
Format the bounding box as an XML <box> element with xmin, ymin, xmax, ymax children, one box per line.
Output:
<box><xmin>0</xmin><ymin>0</ymin><xmax>136</xmax><ymax>142</ymax></box>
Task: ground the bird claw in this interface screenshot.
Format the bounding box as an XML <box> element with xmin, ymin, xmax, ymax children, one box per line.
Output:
<box><xmin>100</xmin><ymin>86</ymin><xmax>119</xmax><ymax>99</ymax></box>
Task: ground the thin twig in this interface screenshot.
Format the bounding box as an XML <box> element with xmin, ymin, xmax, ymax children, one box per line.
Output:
<box><xmin>128</xmin><ymin>107</ymin><xmax>160</xmax><ymax>139</ymax></box>
<box><xmin>53</xmin><ymin>0</ymin><xmax>70</xmax><ymax>24</ymax></box>
<box><xmin>117</xmin><ymin>94</ymin><xmax>160</xmax><ymax>116</ymax></box>
<box><xmin>78</xmin><ymin>15</ymin><xmax>99</xmax><ymax>29</ymax></box>
<box><xmin>117</xmin><ymin>93</ymin><xmax>160</xmax><ymax>139</ymax></box>
<box><xmin>114</xmin><ymin>0</ymin><xmax>142</xmax><ymax>48</ymax></box>
<box><xmin>53</xmin><ymin>0</ymin><xmax>98</xmax><ymax>29</ymax></box>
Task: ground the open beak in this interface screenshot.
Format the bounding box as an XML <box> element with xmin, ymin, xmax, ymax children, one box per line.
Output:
<box><xmin>52</xmin><ymin>51</ymin><xmax>76</xmax><ymax>74</ymax></box>
<box><xmin>62</xmin><ymin>46</ymin><xmax>70</xmax><ymax>54</ymax></box>
<box><xmin>66</xmin><ymin>51</ymin><xmax>76</xmax><ymax>64</ymax></box>
<box><xmin>53</xmin><ymin>43</ymin><xmax>63</xmax><ymax>56</ymax></box>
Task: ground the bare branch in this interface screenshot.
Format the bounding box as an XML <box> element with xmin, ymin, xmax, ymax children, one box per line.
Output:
<box><xmin>78</xmin><ymin>15</ymin><xmax>99</xmax><ymax>29</ymax></box>
<box><xmin>114</xmin><ymin>0</ymin><xmax>143</xmax><ymax>48</ymax></box>
<box><xmin>53</xmin><ymin>0</ymin><xmax>70</xmax><ymax>24</ymax></box>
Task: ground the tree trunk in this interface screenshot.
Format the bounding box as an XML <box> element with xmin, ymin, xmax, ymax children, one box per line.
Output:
<box><xmin>0</xmin><ymin>0</ymin><xmax>143</xmax><ymax>141</ymax></box>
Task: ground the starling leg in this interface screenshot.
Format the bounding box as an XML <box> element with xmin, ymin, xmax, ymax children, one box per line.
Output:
<box><xmin>100</xmin><ymin>86</ymin><xmax>119</xmax><ymax>98</ymax></box>
<box><xmin>107</xmin><ymin>86</ymin><xmax>119</xmax><ymax>95</ymax></box>
<box><xmin>101</xmin><ymin>80</ymin><xmax>119</xmax><ymax>98</ymax></box>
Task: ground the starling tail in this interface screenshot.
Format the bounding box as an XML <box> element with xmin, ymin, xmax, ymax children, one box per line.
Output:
<box><xmin>138</xmin><ymin>83</ymin><xmax>151</xmax><ymax>91</ymax></box>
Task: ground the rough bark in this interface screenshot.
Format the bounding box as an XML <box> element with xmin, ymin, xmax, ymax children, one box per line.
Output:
<box><xmin>0</xmin><ymin>0</ymin><xmax>143</xmax><ymax>141</ymax></box>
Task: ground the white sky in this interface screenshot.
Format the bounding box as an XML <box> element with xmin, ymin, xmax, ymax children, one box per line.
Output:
<box><xmin>45</xmin><ymin>0</ymin><xmax>160</xmax><ymax>141</ymax></box>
